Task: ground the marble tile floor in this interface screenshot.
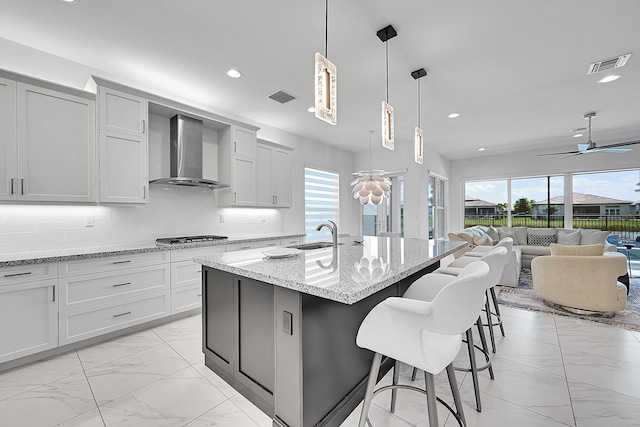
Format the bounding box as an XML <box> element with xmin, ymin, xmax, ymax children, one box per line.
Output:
<box><xmin>2</xmin><ymin>306</ymin><xmax>640</xmax><ymax>426</ymax></box>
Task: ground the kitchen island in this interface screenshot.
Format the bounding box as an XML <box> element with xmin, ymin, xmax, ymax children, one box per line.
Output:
<box><xmin>194</xmin><ymin>236</ymin><xmax>465</xmax><ymax>427</ymax></box>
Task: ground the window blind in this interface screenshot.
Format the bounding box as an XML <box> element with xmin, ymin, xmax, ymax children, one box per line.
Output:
<box><xmin>305</xmin><ymin>167</ymin><xmax>339</xmax><ymax>242</ymax></box>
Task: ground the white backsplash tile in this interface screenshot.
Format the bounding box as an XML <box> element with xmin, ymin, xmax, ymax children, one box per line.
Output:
<box><xmin>0</xmin><ymin>187</ymin><xmax>284</xmax><ymax>253</ymax></box>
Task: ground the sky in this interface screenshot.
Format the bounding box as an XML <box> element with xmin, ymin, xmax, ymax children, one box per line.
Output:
<box><xmin>465</xmin><ymin>169</ymin><xmax>640</xmax><ymax>206</ymax></box>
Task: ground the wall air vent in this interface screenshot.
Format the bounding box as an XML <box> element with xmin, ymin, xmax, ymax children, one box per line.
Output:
<box><xmin>268</xmin><ymin>90</ymin><xmax>297</xmax><ymax>104</ymax></box>
<box><xmin>587</xmin><ymin>53</ymin><xmax>632</xmax><ymax>74</ymax></box>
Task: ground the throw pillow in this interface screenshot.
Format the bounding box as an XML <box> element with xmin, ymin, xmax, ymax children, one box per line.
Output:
<box><xmin>513</xmin><ymin>227</ymin><xmax>528</xmax><ymax>246</ymax></box>
<box><xmin>498</xmin><ymin>226</ymin><xmax>517</xmax><ymax>242</ymax></box>
<box><xmin>579</xmin><ymin>229</ymin><xmax>610</xmax><ymax>245</ymax></box>
<box><xmin>557</xmin><ymin>229</ymin><xmax>581</xmax><ymax>245</ymax></box>
<box><xmin>486</xmin><ymin>226</ymin><xmax>500</xmax><ymax>241</ymax></box>
<box><xmin>527</xmin><ymin>234</ymin><xmax>557</xmax><ymax>246</ymax></box>
<box><xmin>456</xmin><ymin>231</ymin><xmax>475</xmax><ymax>244</ymax></box>
<box><xmin>550</xmin><ymin>243</ymin><xmax>605</xmax><ymax>256</ymax></box>
<box><xmin>472</xmin><ymin>235</ymin><xmax>494</xmax><ymax>246</ymax></box>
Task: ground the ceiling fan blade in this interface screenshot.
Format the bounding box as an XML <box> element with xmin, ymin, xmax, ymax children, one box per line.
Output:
<box><xmin>594</xmin><ymin>139</ymin><xmax>640</xmax><ymax>149</ymax></box>
<box><xmin>590</xmin><ymin>147</ymin><xmax>631</xmax><ymax>153</ymax></box>
<box><xmin>577</xmin><ymin>143</ymin><xmax>590</xmax><ymax>153</ymax></box>
<box><xmin>537</xmin><ymin>150</ymin><xmax>580</xmax><ymax>156</ymax></box>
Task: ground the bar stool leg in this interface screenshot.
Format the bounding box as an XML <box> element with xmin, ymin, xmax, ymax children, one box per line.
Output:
<box><xmin>465</xmin><ymin>328</ymin><xmax>482</xmax><ymax>412</ymax></box>
<box><xmin>411</xmin><ymin>366</ymin><xmax>418</xmax><ymax>381</ymax></box>
<box><xmin>424</xmin><ymin>371</ymin><xmax>439</xmax><ymax>427</ymax></box>
<box><xmin>490</xmin><ymin>287</ymin><xmax>505</xmax><ymax>337</ymax></box>
<box><xmin>446</xmin><ymin>363</ymin><xmax>467</xmax><ymax>427</ymax></box>
<box><xmin>391</xmin><ymin>360</ymin><xmax>400</xmax><ymax>413</ymax></box>
<box><xmin>485</xmin><ymin>291</ymin><xmax>496</xmax><ymax>353</ymax></box>
<box><xmin>476</xmin><ymin>317</ymin><xmax>494</xmax><ymax>380</ymax></box>
<box><xmin>358</xmin><ymin>353</ymin><xmax>382</xmax><ymax>427</ymax></box>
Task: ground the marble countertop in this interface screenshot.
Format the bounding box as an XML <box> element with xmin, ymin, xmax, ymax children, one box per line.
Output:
<box><xmin>0</xmin><ymin>234</ymin><xmax>305</xmax><ymax>267</ymax></box>
<box><xmin>195</xmin><ymin>236</ymin><xmax>467</xmax><ymax>304</ymax></box>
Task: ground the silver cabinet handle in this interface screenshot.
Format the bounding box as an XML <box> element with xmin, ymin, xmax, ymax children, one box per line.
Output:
<box><xmin>196</xmin><ymin>294</ymin><xmax>202</xmax><ymax>297</ymax></box>
<box><xmin>52</xmin><ymin>286</ymin><xmax>56</xmax><ymax>302</ymax></box>
<box><xmin>233</xmin><ymin>192</ymin><xmax>237</xmax><ymax>203</ymax></box>
<box><xmin>10</xmin><ymin>178</ymin><xmax>14</xmax><ymax>195</ymax></box>
<box><xmin>143</xmin><ymin>185</ymin><xmax>146</xmax><ymax>199</ymax></box>
<box><xmin>240</xmin><ymin>246</ymin><xmax>251</xmax><ymax>250</ymax></box>
<box><xmin>112</xmin><ymin>260</ymin><xmax>132</xmax><ymax>265</ymax></box>
<box><xmin>4</xmin><ymin>271</ymin><xmax>32</xmax><ymax>278</ymax></box>
<box><xmin>142</xmin><ymin>119</ymin><xmax>146</xmax><ymax>134</ymax></box>
<box><xmin>234</xmin><ymin>141</ymin><xmax>237</xmax><ymax>153</ymax></box>
<box><xmin>275</xmin><ymin>195</ymin><xmax>278</xmax><ymax>204</ymax></box>
<box><xmin>267</xmin><ymin>243</ymin><xmax>277</xmax><ymax>246</ymax></box>
<box><xmin>113</xmin><ymin>311</ymin><xmax>132</xmax><ymax>318</ymax></box>
<box><xmin>113</xmin><ymin>282</ymin><xmax>131</xmax><ymax>287</ymax></box>
<box><xmin>20</xmin><ymin>178</ymin><xmax>24</xmax><ymax>195</ymax></box>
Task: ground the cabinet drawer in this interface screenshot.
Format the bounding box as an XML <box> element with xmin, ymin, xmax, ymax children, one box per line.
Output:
<box><xmin>171</xmin><ymin>260</ymin><xmax>202</xmax><ymax>289</ymax></box>
<box><xmin>59</xmin><ymin>291</ymin><xmax>170</xmax><ymax>345</ymax></box>
<box><xmin>0</xmin><ymin>263</ymin><xmax>58</xmax><ymax>287</ymax></box>
<box><xmin>282</xmin><ymin>237</ymin><xmax>302</xmax><ymax>246</ymax></box>
<box><xmin>170</xmin><ymin>246</ymin><xmax>225</xmax><ymax>263</ymax></box>
<box><xmin>59</xmin><ymin>264</ymin><xmax>170</xmax><ymax>310</ymax></box>
<box><xmin>59</xmin><ymin>251</ymin><xmax>169</xmax><ymax>277</ymax></box>
<box><xmin>225</xmin><ymin>240</ymin><xmax>281</xmax><ymax>252</ymax></box>
<box><xmin>171</xmin><ymin>284</ymin><xmax>202</xmax><ymax>314</ymax></box>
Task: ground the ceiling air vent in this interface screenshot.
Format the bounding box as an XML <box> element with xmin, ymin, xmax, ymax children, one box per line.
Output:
<box><xmin>268</xmin><ymin>90</ymin><xmax>297</xmax><ymax>104</ymax></box>
<box><xmin>587</xmin><ymin>53</ymin><xmax>632</xmax><ymax>74</ymax></box>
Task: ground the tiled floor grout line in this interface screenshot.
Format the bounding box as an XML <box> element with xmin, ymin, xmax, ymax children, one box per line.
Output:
<box><xmin>553</xmin><ymin>313</ymin><xmax>579</xmax><ymax>427</ymax></box>
<box><xmin>75</xmin><ymin>349</ymin><xmax>108</xmax><ymax>427</ymax></box>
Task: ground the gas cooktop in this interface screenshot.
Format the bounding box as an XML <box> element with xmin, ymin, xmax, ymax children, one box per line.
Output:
<box><xmin>156</xmin><ymin>235</ymin><xmax>228</xmax><ymax>245</ymax></box>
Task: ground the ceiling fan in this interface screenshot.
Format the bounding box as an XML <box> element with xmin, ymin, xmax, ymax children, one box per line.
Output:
<box><xmin>539</xmin><ymin>112</ymin><xmax>640</xmax><ymax>157</ymax></box>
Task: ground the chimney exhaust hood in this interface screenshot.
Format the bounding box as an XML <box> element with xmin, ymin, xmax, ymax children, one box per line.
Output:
<box><xmin>150</xmin><ymin>114</ymin><xmax>229</xmax><ymax>189</ymax></box>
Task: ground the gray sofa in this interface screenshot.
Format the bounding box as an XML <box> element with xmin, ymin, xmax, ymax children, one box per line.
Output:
<box><xmin>447</xmin><ymin>225</ymin><xmax>615</xmax><ymax>285</ymax></box>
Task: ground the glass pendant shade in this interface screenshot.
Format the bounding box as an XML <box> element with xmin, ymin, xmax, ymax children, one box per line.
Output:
<box><xmin>350</xmin><ymin>171</ymin><xmax>392</xmax><ymax>205</ymax></box>
<box><xmin>381</xmin><ymin>101</ymin><xmax>394</xmax><ymax>150</ymax></box>
<box><xmin>314</xmin><ymin>53</ymin><xmax>337</xmax><ymax>125</ymax></box>
<box><xmin>415</xmin><ymin>127</ymin><xmax>424</xmax><ymax>164</ymax></box>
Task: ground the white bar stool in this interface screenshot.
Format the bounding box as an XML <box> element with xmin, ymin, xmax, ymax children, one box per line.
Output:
<box><xmin>429</xmin><ymin>246</ymin><xmax>508</xmax><ymax>411</ymax></box>
<box><xmin>356</xmin><ymin>262</ymin><xmax>492</xmax><ymax>427</ymax></box>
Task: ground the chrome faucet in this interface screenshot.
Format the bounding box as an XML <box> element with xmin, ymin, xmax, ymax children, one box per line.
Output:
<box><xmin>316</xmin><ymin>220</ymin><xmax>338</xmax><ymax>248</ymax></box>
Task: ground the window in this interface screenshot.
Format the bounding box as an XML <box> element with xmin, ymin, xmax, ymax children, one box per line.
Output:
<box><xmin>429</xmin><ymin>175</ymin><xmax>446</xmax><ymax>239</ymax></box>
<box><xmin>464</xmin><ymin>179</ymin><xmax>508</xmax><ymax>227</ymax></box>
<box><xmin>362</xmin><ymin>175</ymin><xmax>404</xmax><ymax>237</ymax></box>
<box><xmin>305</xmin><ymin>167</ymin><xmax>339</xmax><ymax>242</ymax></box>
<box><xmin>511</xmin><ymin>176</ymin><xmax>563</xmax><ymax>227</ymax></box>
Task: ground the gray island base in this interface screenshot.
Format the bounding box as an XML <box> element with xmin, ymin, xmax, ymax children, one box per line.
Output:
<box><xmin>195</xmin><ymin>237</ymin><xmax>466</xmax><ymax>427</ymax></box>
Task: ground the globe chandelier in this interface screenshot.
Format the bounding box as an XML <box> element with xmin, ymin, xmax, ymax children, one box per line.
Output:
<box><xmin>351</xmin><ymin>131</ymin><xmax>391</xmax><ymax>205</ymax></box>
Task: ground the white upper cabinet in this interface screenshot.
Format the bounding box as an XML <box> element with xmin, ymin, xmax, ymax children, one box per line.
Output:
<box><xmin>99</xmin><ymin>87</ymin><xmax>147</xmax><ymax>136</ymax></box>
<box><xmin>16</xmin><ymin>82</ymin><xmax>96</xmax><ymax>202</ymax></box>
<box><xmin>0</xmin><ymin>77</ymin><xmax>17</xmax><ymax>201</ymax></box>
<box><xmin>255</xmin><ymin>140</ymin><xmax>292</xmax><ymax>207</ymax></box>
<box><xmin>218</xmin><ymin>125</ymin><xmax>258</xmax><ymax>206</ymax></box>
<box><xmin>97</xmin><ymin>86</ymin><xmax>148</xmax><ymax>204</ymax></box>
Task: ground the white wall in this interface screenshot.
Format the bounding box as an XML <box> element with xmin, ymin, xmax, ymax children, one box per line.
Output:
<box><xmin>448</xmin><ymin>145</ymin><xmax>640</xmax><ymax>231</ymax></box>
<box><xmin>0</xmin><ymin>39</ymin><xmax>358</xmax><ymax>252</ymax></box>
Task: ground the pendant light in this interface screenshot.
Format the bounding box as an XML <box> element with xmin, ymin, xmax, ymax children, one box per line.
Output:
<box><xmin>377</xmin><ymin>25</ymin><xmax>397</xmax><ymax>150</ymax></box>
<box><xmin>411</xmin><ymin>68</ymin><xmax>427</xmax><ymax>164</ymax></box>
<box><xmin>314</xmin><ymin>0</ymin><xmax>337</xmax><ymax>125</ymax></box>
<box><xmin>351</xmin><ymin>131</ymin><xmax>392</xmax><ymax>205</ymax></box>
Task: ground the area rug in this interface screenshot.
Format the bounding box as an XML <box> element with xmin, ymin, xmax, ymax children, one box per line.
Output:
<box><xmin>496</xmin><ymin>268</ymin><xmax>640</xmax><ymax>331</ymax></box>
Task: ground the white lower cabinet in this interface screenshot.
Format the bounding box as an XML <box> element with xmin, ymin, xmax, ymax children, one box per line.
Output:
<box><xmin>58</xmin><ymin>252</ymin><xmax>171</xmax><ymax>345</ymax></box>
<box><xmin>59</xmin><ymin>291</ymin><xmax>170</xmax><ymax>345</ymax></box>
<box><xmin>0</xmin><ymin>263</ymin><xmax>58</xmax><ymax>363</ymax></box>
<box><xmin>225</xmin><ymin>239</ymin><xmax>282</xmax><ymax>252</ymax></box>
<box><xmin>170</xmin><ymin>246</ymin><xmax>224</xmax><ymax>314</ymax></box>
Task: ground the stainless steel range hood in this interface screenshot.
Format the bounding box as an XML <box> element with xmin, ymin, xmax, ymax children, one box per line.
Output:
<box><xmin>150</xmin><ymin>114</ymin><xmax>229</xmax><ymax>189</ymax></box>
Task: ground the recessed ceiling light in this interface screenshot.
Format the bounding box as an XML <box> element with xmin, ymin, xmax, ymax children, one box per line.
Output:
<box><xmin>598</xmin><ymin>74</ymin><xmax>621</xmax><ymax>83</ymax></box>
<box><xmin>448</xmin><ymin>112</ymin><xmax>460</xmax><ymax>119</ymax></box>
<box><xmin>572</xmin><ymin>133</ymin><xmax>583</xmax><ymax>138</ymax></box>
<box><xmin>226</xmin><ymin>69</ymin><xmax>242</xmax><ymax>78</ymax></box>
<box><xmin>61</xmin><ymin>0</ymin><xmax>78</xmax><ymax>3</ymax></box>
<box><xmin>307</xmin><ymin>106</ymin><xmax>316</xmax><ymax>113</ymax></box>
<box><xmin>478</xmin><ymin>148</ymin><xmax>485</xmax><ymax>151</ymax></box>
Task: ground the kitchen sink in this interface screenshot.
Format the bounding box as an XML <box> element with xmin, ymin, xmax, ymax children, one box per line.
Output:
<box><xmin>287</xmin><ymin>242</ymin><xmax>339</xmax><ymax>250</ymax></box>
